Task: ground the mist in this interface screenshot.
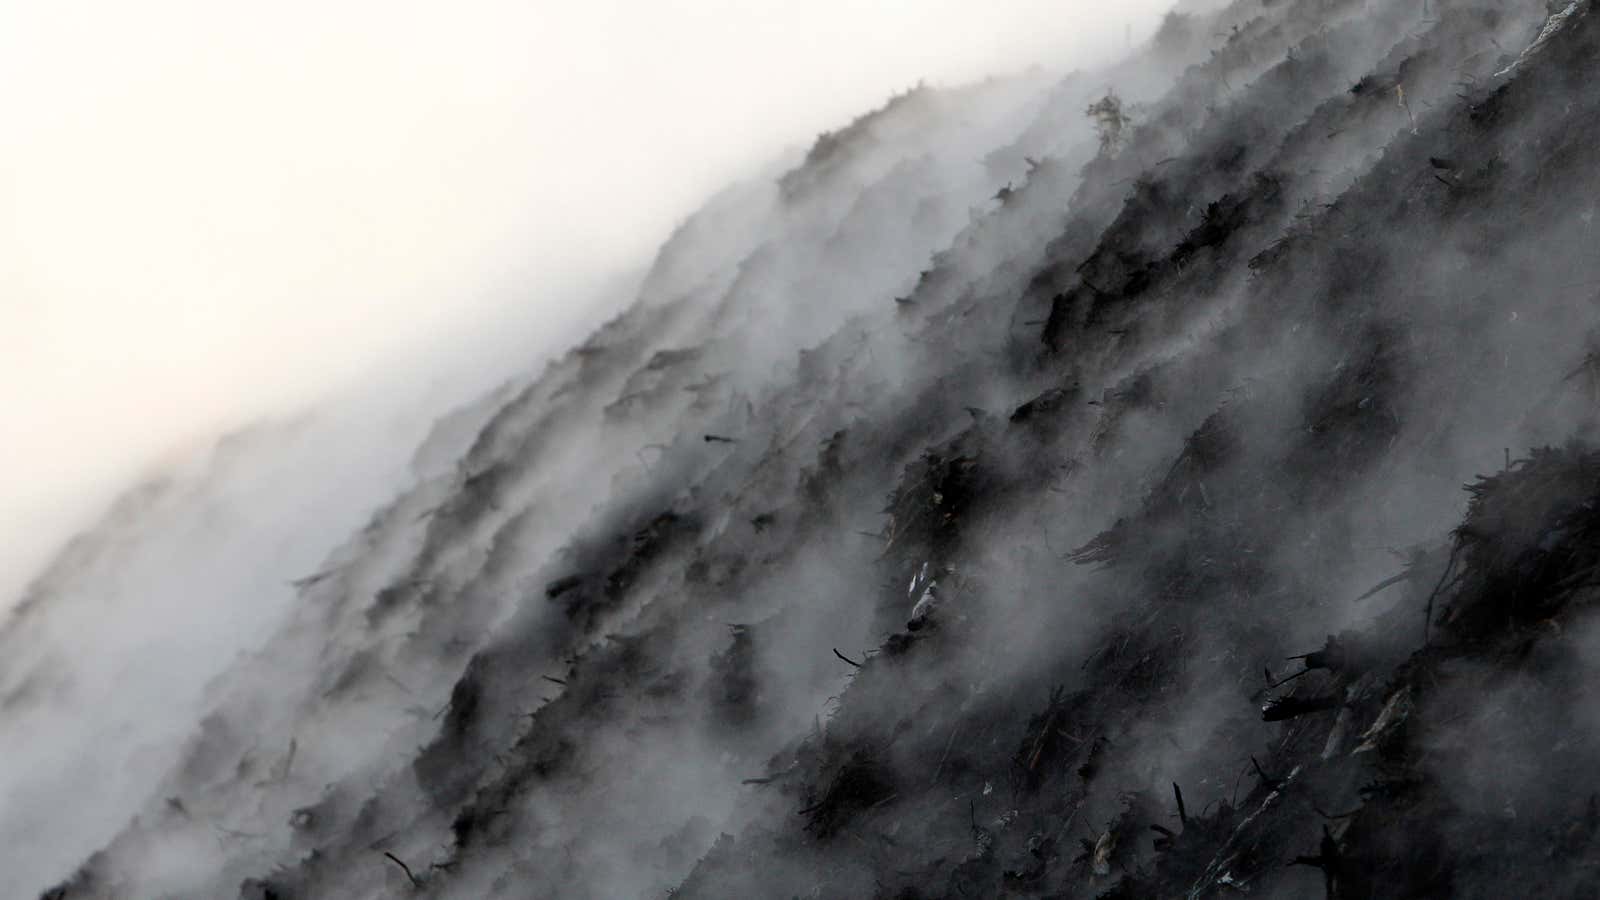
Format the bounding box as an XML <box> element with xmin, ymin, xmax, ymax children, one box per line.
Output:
<box><xmin>0</xmin><ymin>0</ymin><xmax>1169</xmax><ymax>608</ymax></box>
<box><xmin>14</xmin><ymin>0</ymin><xmax>1597</xmax><ymax>897</ymax></box>
<box><xmin>1</xmin><ymin>2</ymin><xmax>1172</xmax><ymax>897</ymax></box>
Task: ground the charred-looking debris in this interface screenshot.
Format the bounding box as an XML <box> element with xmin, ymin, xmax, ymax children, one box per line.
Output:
<box><xmin>1261</xmin><ymin>693</ymin><xmax>1341</xmax><ymax>722</ymax></box>
<box><xmin>1086</xmin><ymin>92</ymin><xmax>1132</xmax><ymax>155</ymax></box>
<box><xmin>1438</xmin><ymin>445</ymin><xmax>1600</xmax><ymax>639</ymax></box>
<box><xmin>543</xmin><ymin>573</ymin><xmax>585</xmax><ymax>600</ymax></box>
<box><xmin>1289</xmin><ymin>824</ymin><xmax>1345</xmax><ymax>899</ymax></box>
<box><xmin>904</xmin><ymin>561</ymin><xmax>948</xmax><ymax>631</ymax></box>
<box><xmin>29</xmin><ymin>1</ymin><xmax>1600</xmax><ymax>899</ymax></box>
<box><xmin>882</xmin><ymin>445</ymin><xmax>986</xmax><ymax>563</ymax></box>
<box><xmin>1008</xmin><ymin>383</ymin><xmax>1078</xmax><ymax>426</ymax></box>
<box><xmin>799</xmin><ymin>746</ymin><xmax>897</xmax><ymax>838</ymax></box>
<box><xmin>706</xmin><ymin>623</ymin><xmax>761</xmax><ymax>729</ymax></box>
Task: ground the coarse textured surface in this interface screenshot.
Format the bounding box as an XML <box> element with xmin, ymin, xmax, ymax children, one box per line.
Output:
<box><xmin>15</xmin><ymin>1</ymin><xmax>1600</xmax><ymax>897</ymax></box>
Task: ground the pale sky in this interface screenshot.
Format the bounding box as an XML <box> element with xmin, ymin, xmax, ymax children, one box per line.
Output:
<box><xmin>0</xmin><ymin>0</ymin><xmax>1169</xmax><ymax>604</ymax></box>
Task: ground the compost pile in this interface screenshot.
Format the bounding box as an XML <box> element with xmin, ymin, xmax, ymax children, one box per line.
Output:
<box><xmin>21</xmin><ymin>1</ymin><xmax>1600</xmax><ymax>898</ymax></box>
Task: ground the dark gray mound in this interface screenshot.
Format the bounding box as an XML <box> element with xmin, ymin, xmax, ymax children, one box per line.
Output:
<box><xmin>31</xmin><ymin>2</ymin><xmax>1600</xmax><ymax>898</ymax></box>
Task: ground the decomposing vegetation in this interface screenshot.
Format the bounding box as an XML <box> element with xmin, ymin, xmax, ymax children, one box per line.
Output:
<box><xmin>29</xmin><ymin>1</ymin><xmax>1600</xmax><ymax>898</ymax></box>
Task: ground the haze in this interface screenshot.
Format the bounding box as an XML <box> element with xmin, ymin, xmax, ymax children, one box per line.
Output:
<box><xmin>0</xmin><ymin>0</ymin><xmax>1168</xmax><ymax>606</ymax></box>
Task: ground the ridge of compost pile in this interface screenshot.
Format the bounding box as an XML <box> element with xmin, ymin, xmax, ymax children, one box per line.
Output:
<box><xmin>22</xmin><ymin>1</ymin><xmax>1600</xmax><ymax>897</ymax></box>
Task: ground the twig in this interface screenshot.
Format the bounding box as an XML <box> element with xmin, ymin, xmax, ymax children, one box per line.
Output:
<box><xmin>1310</xmin><ymin>799</ymin><xmax>1362</xmax><ymax>820</ymax></box>
<box><xmin>1251</xmin><ymin>756</ymin><xmax>1283</xmax><ymax>791</ymax></box>
<box><xmin>1422</xmin><ymin>542</ymin><xmax>1464</xmax><ymax>648</ymax></box>
<box><xmin>1252</xmin><ymin>666</ymin><xmax>1313</xmax><ymax>702</ymax></box>
<box><xmin>1267</xmin><ymin>667</ymin><xmax>1314</xmax><ymax>690</ymax></box>
<box><xmin>832</xmin><ymin>648</ymin><xmax>863</xmax><ymax>668</ymax></box>
<box><xmin>1354</xmin><ymin>570</ymin><xmax>1408</xmax><ymax>602</ymax></box>
<box><xmin>384</xmin><ymin>851</ymin><xmax>421</xmax><ymax>888</ymax></box>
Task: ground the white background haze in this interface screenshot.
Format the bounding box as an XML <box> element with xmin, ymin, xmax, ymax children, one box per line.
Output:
<box><xmin>0</xmin><ymin>0</ymin><xmax>1168</xmax><ymax>606</ymax></box>
<box><xmin>1</xmin><ymin>4</ymin><xmax>1169</xmax><ymax>892</ymax></box>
